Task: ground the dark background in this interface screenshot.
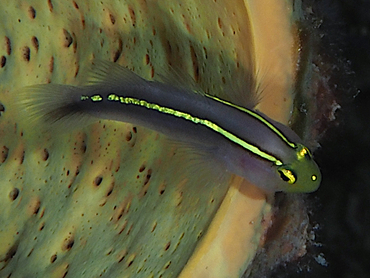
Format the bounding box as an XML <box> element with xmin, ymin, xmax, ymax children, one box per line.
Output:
<box><xmin>314</xmin><ymin>0</ymin><xmax>370</xmax><ymax>277</ymax></box>
<box><xmin>280</xmin><ymin>0</ymin><xmax>370</xmax><ymax>277</ymax></box>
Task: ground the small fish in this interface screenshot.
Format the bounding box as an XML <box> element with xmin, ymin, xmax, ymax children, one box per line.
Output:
<box><xmin>16</xmin><ymin>60</ymin><xmax>321</xmax><ymax>193</ymax></box>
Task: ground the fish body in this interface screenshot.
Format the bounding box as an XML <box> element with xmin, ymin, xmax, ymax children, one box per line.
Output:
<box><xmin>17</xmin><ymin>61</ymin><xmax>321</xmax><ymax>193</ymax></box>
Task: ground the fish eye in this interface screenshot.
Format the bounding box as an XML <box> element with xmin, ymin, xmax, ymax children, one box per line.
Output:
<box><xmin>311</xmin><ymin>174</ymin><xmax>318</xmax><ymax>181</ymax></box>
<box><xmin>278</xmin><ymin>168</ymin><xmax>296</xmax><ymax>184</ymax></box>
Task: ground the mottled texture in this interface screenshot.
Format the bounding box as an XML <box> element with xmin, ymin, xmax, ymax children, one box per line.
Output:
<box><xmin>0</xmin><ymin>0</ymin><xmax>265</xmax><ymax>277</ymax></box>
<box><xmin>0</xmin><ymin>116</ymin><xmax>231</xmax><ymax>277</ymax></box>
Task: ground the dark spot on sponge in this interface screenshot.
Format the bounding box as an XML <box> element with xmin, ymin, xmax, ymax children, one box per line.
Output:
<box><xmin>20</xmin><ymin>150</ymin><xmax>25</xmax><ymax>164</ymax></box>
<box><xmin>5</xmin><ymin>36</ymin><xmax>11</xmax><ymax>55</ymax></box>
<box><xmin>62</xmin><ymin>236</ymin><xmax>74</xmax><ymax>251</ymax></box>
<box><xmin>218</xmin><ymin>17</ymin><xmax>222</xmax><ymax>29</ymax></box>
<box><xmin>128</xmin><ymin>7</ymin><xmax>136</xmax><ymax>27</ymax></box>
<box><xmin>49</xmin><ymin>56</ymin><xmax>54</xmax><ymax>73</ymax></box>
<box><xmin>145</xmin><ymin>54</ymin><xmax>150</xmax><ymax>65</ymax></box>
<box><xmin>112</xmin><ymin>38</ymin><xmax>123</xmax><ymax>62</ymax></box>
<box><xmin>127</xmin><ymin>258</ymin><xmax>134</xmax><ymax>267</ymax></box>
<box><xmin>109</xmin><ymin>13</ymin><xmax>116</xmax><ymax>25</ymax></box>
<box><xmin>42</xmin><ymin>148</ymin><xmax>49</xmax><ymax>161</ymax></box>
<box><xmin>189</xmin><ymin>45</ymin><xmax>199</xmax><ymax>82</ymax></box>
<box><xmin>117</xmin><ymin>250</ymin><xmax>127</xmax><ymax>263</ymax></box>
<box><xmin>50</xmin><ymin>254</ymin><xmax>57</xmax><ymax>263</ymax></box>
<box><xmin>72</xmin><ymin>35</ymin><xmax>78</xmax><ymax>53</ymax></box>
<box><xmin>139</xmin><ymin>165</ymin><xmax>145</xmax><ymax>173</ymax></box>
<box><xmin>31</xmin><ymin>36</ymin><xmax>39</xmax><ymax>52</ymax></box>
<box><xmin>9</xmin><ymin>188</ymin><xmax>19</xmax><ymax>201</ymax></box>
<box><xmin>3</xmin><ymin>241</ymin><xmax>18</xmax><ymax>263</ymax></box>
<box><xmin>0</xmin><ymin>56</ymin><xmax>6</xmax><ymax>68</ymax></box>
<box><xmin>73</xmin><ymin>1</ymin><xmax>79</xmax><ymax>9</ymax></box>
<box><xmin>164</xmin><ymin>261</ymin><xmax>171</xmax><ymax>269</ymax></box>
<box><xmin>0</xmin><ymin>103</ymin><xmax>4</xmax><ymax>116</ymax></box>
<box><xmin>27</xmin><ymin>248</ymin><xmax>34</xmax><ymax>257</ymax></box>
<box><xmin>164</xmin><ymin>241</ymin><xmax>171</xmax><ymax>251</ymax></box>
<box><xmin>94</xmin><ymin>176</ymin><xmax>103</xmax><ymax>186</ymax></box>
<box><xmin>28</xmin><ymin>6</ymin><xmax>36</xmax><ymax>19</ymax></box>
<box><xmin>62</xmin><ymin>29</ymin><xmax>73</xmax><ymax>48</ymax></box>
<box><xmin>22</xmin><ymin>46</ymin><xmax>30</xmax><ymax>62</ymax></box>
<box><xmin>144</xmin><ymin>169</ymin><xmax>152</xmax><ymax>185</ymax></box>
<box><xmin>74</xmin><ymin>139</ymin><xmax>87</xmax><ymax>154</ymax></box>
<box><xmin>125</xmin><ymin>131</ymin><xmax>132</xmax><ymax>141</ymax></box>
<box><xmin>106</xmin><ymin>182</ymin><xmax>114</xmax><ymax>196</ymax></box>
<box><xmin>47</xmin><ymin>0</ymin><xmax>53</xmax><ymax>12</ymax></box>
<box><xmin>151</xmin><ymin>222</ymin><xmax>157</xmax><ymax>232</ymax></box>
<box><xmin>151</xmin><ymin>66</ymin><xmax>155</xmax><ymax>78</ymax></box>
<box><xmin>31</xmin><ymin>200</ymin><xmax>41</xmax><ymax>215</ymax></box>
<box><xmin>74</xmin><ymin>64</ymin><xmax>80</xmax><ymax>77</ymax></box>
<box><xmin>159</xmin><ymin>183</ymin><xmax>166</xmax><ymax>195</ymax></box>
<box><xmin>1</xmin><ymin>145</ymin><xmax>9</xmax><ymax>163</ymax></box>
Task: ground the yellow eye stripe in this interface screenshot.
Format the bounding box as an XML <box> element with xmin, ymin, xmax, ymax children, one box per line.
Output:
<box><xmin>297</xmin><ymin>146</ymin><xmax>311</xmax><ymax>160</ymax></box>
<box><xmin>205</xmin><ymin>95</ymin><xmax>297</xmax><ymax>149</ymax></box>
<box><xmin>82</xmin><ymin>93</ymin><xmax>283</xmax><ymax>166</ymax></box>
<box><xmin>278</xmin><ymin>168</ymin><xmax>296</xmax><ymax>184</ymax></box>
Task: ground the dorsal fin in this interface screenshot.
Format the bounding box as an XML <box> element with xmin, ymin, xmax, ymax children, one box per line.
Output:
<box><xmin>156</xmin><ymin>63</ymin><xmax>261</xmax><ymax>109</ymax></box>
<box><xmin>155</xmin><ymin>64</ymin><xmax>205</xmax><ymax>96</ymax></box>
<box><xmin>86</xmin><ymin>60</ymin><xmax>146</xmax><ymax>85</ymax></box>
<box><xmin>86</xmin><ymin>60</ymin><xmax>261</xmax><ymax>111</ymax></box>
<box><xmin>218</xmin><ymin>66</ymin><xmax>261</xmax><ymax>109</ymax></box>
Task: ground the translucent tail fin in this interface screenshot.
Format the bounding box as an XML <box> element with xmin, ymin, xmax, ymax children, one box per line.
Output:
<box><xmin>14</xmin><ymin>84</ymin><xmax>96</xmax><ymax>134</ymax></box>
